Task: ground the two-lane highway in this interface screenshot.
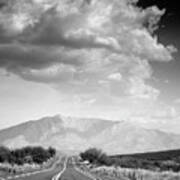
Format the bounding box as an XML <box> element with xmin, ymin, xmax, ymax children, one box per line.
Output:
<box><xmin>1</xmin><ymin>156</ymin><xmax>96</xmax><ymax>180</ymax></box>
<box><xmin>0</xmin><ymin>156</ymin><xmax>67</xmax><ymax>180</ymax></box>
<box><xmin>1</xmin><ymin>156</ymin><xmax>126</xmax><ymax>180</ymax></box>
<box><xmin>59</xmin><ymin>157</ymin><xmax>95</xmax><ymax>180</ymax></box>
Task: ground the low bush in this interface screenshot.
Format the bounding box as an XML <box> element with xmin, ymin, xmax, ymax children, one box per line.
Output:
<box><xmin>0</xmin><ymin>146</ymin><xmax>56</xmax><ymax>165</ymax></box>
<box><xmin>80</xmin><ymin>148</ymin><xmax>180</xmax><ymax>172</ymax></box>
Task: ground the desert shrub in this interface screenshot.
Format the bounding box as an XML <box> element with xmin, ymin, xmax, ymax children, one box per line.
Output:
<box><xmin>48</xmin><ymin>147</ymin><xmax>56</xmax><ymax>157</ymax></box>
<box><xmin>0</xmin><ymin>146</ymin><xmax>56</xmax><ymax>165</ymax></box>
<box><xmin>80</xmin><ymin>148</ymin><xmax>110</xmax><ymax>165</ymax></box>
<box><xmin>127</xmin><ymin>171</ymin><xmax>138</xmax><ymax>180</ymax></box>
<box><xmin>0</xmin><ymin>146</ymin><xmax>11</xmax><ymax>163</ymax></box>
<box><xmin>80</xmin><ymin>148</ymin><xmax>180</xmax><ymax>173</ymax></box>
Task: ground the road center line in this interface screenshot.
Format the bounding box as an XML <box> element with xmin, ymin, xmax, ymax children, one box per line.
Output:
<box><xmin>52</xmin><ymin>157</ymin><xmax>67</xmax><ymax>180</ymax></box>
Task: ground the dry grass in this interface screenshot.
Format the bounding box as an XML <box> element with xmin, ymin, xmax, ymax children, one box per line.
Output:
<box><xmin>90</xmin><ymin>166</ymin><xmax>180</xmax><ymax>180</ymax></box>
<box><xmin>0</xmin><ymin>156</ymin><xmax>56</xmax><ymax>177</ymax></box>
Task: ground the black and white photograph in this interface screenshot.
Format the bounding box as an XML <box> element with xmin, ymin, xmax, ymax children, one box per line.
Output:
<box><xmin>0</xmin><ymin>0</ymin><xmax>180</xmax><ymax>179</ymax></box>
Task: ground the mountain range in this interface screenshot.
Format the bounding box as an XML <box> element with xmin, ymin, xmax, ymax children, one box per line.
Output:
<box><xmin>1</xmin><ymin>115</ymin><xmax>180</xmax><ymax>155</ymax></box>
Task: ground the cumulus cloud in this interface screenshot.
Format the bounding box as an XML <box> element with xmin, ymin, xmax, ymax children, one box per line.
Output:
<box><xmin>108</xmin><ymin>73</ymin><xmax>122</xmax><ymax>81</ymax></box>
<box><xmin>0</xmin><ymin>0</ymin><xmax>176</xmax><ymax>103</ymax></box>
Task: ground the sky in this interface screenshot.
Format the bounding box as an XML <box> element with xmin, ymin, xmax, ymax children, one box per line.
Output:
<box><xmin>0</xmin><ymin>0</ymin><xmax>180</xmax><ymax>133</ymax></box>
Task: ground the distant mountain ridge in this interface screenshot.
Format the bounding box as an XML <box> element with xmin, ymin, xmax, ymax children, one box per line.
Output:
<box><xmin>1</xmin><ymin>115</ymin><xmax>180</xmax><ymax>155</ymax></box>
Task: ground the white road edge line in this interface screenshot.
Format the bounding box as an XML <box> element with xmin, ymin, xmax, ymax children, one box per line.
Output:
<box><xmin>5</xmin><ymin>166</ymin><xmax>53</xmax><ymax>179</ymax></box>
<box><xmin>0</xmin><ymin>157</ymin><xmax>63</xmax><ymax>180</ymax></box>
<box><xmin>52</xmin><ymin>157</ymin><xmax>67</xmax><ymax>180</ymax></box>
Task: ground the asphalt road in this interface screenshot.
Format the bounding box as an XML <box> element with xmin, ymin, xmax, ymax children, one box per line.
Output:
<box><xmin>1</xmin><ymin>157</ymin><xmax>125</xmax><ymax>180</ymax></box>
<box><xmin>59</xmin><ymin>167</ymin><xmax>94</xmax><ymax>180</ymax></box>
<box><xmin>0</xmin><ymin>156</ymin><xmax>66</xmax><ymax>180</ymax></box>
<box><xmin>59</xmin><ymin>158</ymin><xmax>94</xmax><ymax>180</ymax></box>
<box><xmin>0</xmin><ymin>157</ymin><xmax>95</xmax><ymax>180</ymax></box>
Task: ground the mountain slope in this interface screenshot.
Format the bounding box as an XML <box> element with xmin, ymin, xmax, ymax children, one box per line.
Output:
<box><xmin>1</xmin><ymin>115</ymin><xmax>180</xmax><ymax>154</ymax></box>
<box><xmin>91</xmin><ymin>122</ymin><xmax>180</xmax><ymax>154</ymax></box>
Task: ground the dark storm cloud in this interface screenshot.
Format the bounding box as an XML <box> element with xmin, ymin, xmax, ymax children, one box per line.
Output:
<box><xmin>0</xmin><ymin>0</ymin><xmax>176</xmax><ymax>100</ymax></box>
<box><xmin>0</xmin><ymin>0</ymin><xmax>8</xmax><ymax>9</ymax></box>
<box><xmin>0</xmin><ymin>44</ymin><xmax>83</xmax><ymax>73</ymax></box>
<box><xmin>19</xmin><ymin>7</ymin><xmax>116</xmax><ymax>51</ymax></box>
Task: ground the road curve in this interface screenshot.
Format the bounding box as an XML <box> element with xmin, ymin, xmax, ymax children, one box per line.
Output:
<box><xmin>1</xmin><ymin>156</ymin><xmax>118</xmax><ymax>180</ymax></box>
<box><xmin>0</xmin><ymin>156</ymin><xmax>66</xmax><ymax>180</ymax></box>
<box><xmin>59</xmin><ymin>157</ymin><xmax>95</xmax><ymax>180</ymax></box>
